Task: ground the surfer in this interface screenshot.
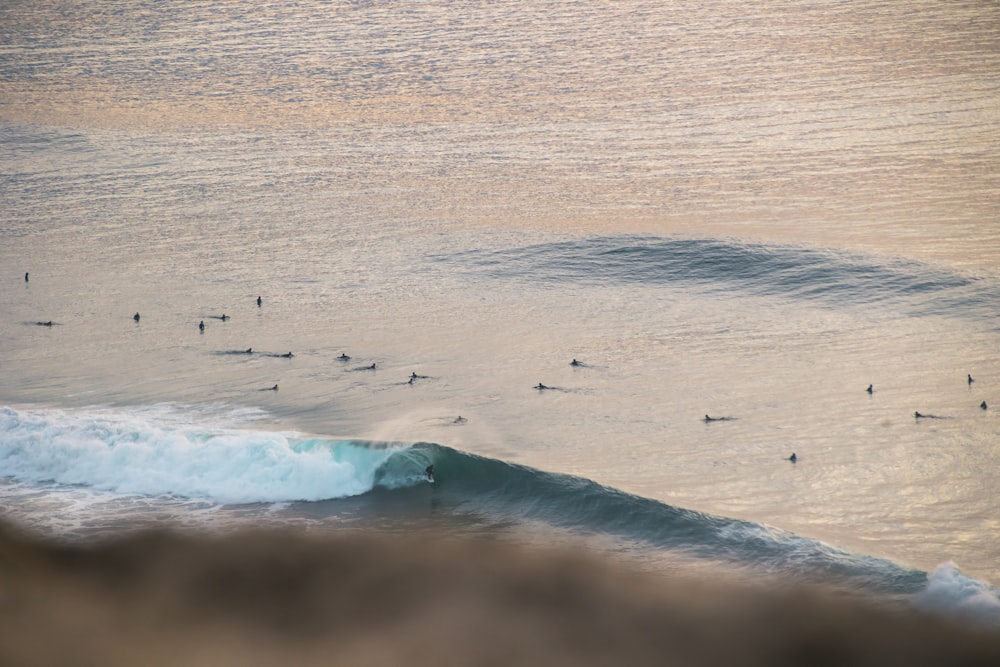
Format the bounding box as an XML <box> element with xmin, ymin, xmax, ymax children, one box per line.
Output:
<box><xmin>220</xmin><ymin>314</ymin><xmax>229</xmax><ymax>321</ymax></box>
<box><xmin>788</xmin><ymin>453</ymin><xmax>797</xmax><ymax>463</ymax></box>
<box><xmin>245</xmin><ymin>347</ymin><xmax>253</xmax><ymax>354</ymax></box>
<box><xmin>424</xmin><ymin>465</ymin><xmax>435</xmax><ymax>483</ymax></box>
<box><xmin>24</xmin><ymin>272</ymin><xmax>28</xmax><ymax>282</ymax></box>
<box><xmin>338</xmin><ymin>353</ymin><xmax>351</xmax><ymax>361</ymax></box>
<box><xmin>453</xmin><ymin>416</ymin><xmax>467</xmax><ymax>424</ymax></box>
<box><xmin>981</xmin><ymin>401</ymin><xmax>988</xmax><ymax>410</ymax></box>
<box><xmin>279</xmin><ymin>352</ymin><xmax>294</xmax><ymax>358</ymax></box>
<box><xmin>535</xmin><ymin>382</ymin><xmax>550</xmax><ymax>390</ymax></box>
<box><xmin>133</xmin><ymin>312</ymin><xmax>140</xmax><ymax>322</ymax></box>
<box><xmin>866</xmin><ymin>384</ymin><xmax>873</xmax><ymax>394</ymax></box>
<box><xmin>198</xmin><ymin>321</ymin><xmax>205</xmax><ymax>332</ymax></box>
<box><xmin>36</xmin><ymin>321</ymin><xmax>53</xmax><ymax>327</ymax></box>
<box><xmin>968</xmin><ymin>374</ymin><xmax>974</xmax><ymax>385</ymax></box>
<box><xmin>570</xmin><ymin>359</ymin><xmax>582</xmax><ymax>367</ymax></box>
<box><xmin>269</xmin><ymin>384</ymin><xmax>278</xmax><ymax>391</ymax></box>
<box><xmin>257</xmin><ymin>296</ymin><xmax>262</xmax><ymax>307</ymax></box>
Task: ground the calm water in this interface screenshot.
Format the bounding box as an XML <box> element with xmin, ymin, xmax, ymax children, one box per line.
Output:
<box><xmin>1</xmin><ymin>0</ymin><xmax>999</xmax><ymax>615</ymax></box>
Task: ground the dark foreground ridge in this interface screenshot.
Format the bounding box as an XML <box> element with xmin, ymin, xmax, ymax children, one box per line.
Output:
<box><xmin>0</xmin><ymin>523</ymin><xmax>997</xmax><ymax>667</ymax></box>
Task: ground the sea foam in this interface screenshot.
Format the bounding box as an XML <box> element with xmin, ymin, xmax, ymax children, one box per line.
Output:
<box><xmin>914</xmin><ymin>561</ymin><xmax>1000</xmax><ymax>627</ymax></box>
<box><xmin>0</xmin><ymin>406</ymin><xmax>402</xmax><ymax>504</ymax></box>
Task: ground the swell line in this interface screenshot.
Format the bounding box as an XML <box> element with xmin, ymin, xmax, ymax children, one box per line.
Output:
<box><xmin>439</xmin><ymin>235</ymin><xmax>999</xmax><ymax>321</ymax></box>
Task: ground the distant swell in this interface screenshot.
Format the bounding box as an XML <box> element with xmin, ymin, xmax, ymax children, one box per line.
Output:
<box><xmin>442</xmin><ymin>236</ymin><xmax>999</xmax><ymax>320</ymax></box>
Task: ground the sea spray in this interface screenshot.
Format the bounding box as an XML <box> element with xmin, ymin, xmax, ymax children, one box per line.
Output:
<box><xmin>0</xmin><ymin>407</ymin><xmax>401</xmax><ymax>504</ymax></box>
<box><xmin>914</xmin><ymin>562</ymin><xmax>1000</xmax><ymax>627</ymax></box>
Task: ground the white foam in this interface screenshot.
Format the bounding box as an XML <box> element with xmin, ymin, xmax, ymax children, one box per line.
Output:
<box><xmin>913</xmin><ymin>561</ymin><xmax>1000</xmax><ymax>627</ymax></box>
<box><xmin>0</xmin><ymin>406</ymin><xmax>399</xmax><ymax>504</ymax></box>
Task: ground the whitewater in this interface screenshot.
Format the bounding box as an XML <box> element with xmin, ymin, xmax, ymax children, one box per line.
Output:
<box><xmin>2</xmin><ymin>403</ymin><xmax>998</xmax><ymax>627</ymax></box>
<box><xmin>2</xmin><ymin>0</ymin><xmax>1000</xmax><ymax>632</ymax></box>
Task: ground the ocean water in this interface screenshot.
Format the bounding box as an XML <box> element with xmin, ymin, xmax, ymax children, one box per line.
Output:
<box><xmin>2</xmin><ymin>0</ymin><xmax>999</xmax><ymax>626</ymax></box>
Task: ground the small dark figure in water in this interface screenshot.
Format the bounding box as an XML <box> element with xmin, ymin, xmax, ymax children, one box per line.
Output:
<box><xmin>915</xmin><ymin>411</ymin><xmax>925</xmax><ymax>419</ymax></box>
<box><xmin>199</xmin><ymin>321</ymin><xmax>205</xmax><ymax>332</ymax></box>
<box><xmin>24</xmin><ymin>272</ymin><xmax>28</xmax><ymax>282</ymax></box>
<box><xmin>257</xmin><ymin>296</ymin><xmax>262</xmax><ymax>307</ymax></box>
<box><xmin>454</xmin><ymin>416</ymin><xmax>467</xmax><ymax>424</ymax></box>
<box><xmin>866</xmin><ymin>384</ymin><xmax>873</xmax><ymax>394</ymax></box>
<box><xmin>133</xmin><ymin>312</ymin><xmax>140</xmax><ymax>322</ymax></box>
<box><xmin>968</xmin><ymin>374</ymin><xmax>974</xmax><ymax>385</ymax></box>
<box><xmin>270</xmin><ymin>384</ymin><xmax>278</xmax><ymax>391</ymax></box>
<box><xmin>407</xmin><ymin>376</ymin><xmax>415</xmax><ymax>385</ymax></box>
<box><xmin>982</xmin><ymin>401</ymin><xmax>988</xmax><ymax>410</ymax></box>
<box><xmin>338</xmin><ymin>353</ymin><xmax>351</xmax><ymax>361</ymax></box>
<box><xmin>36</xmin><ymin>321</ymin><xmax>53</xmax><ymax>327</ymax></box>
<box><xmin>245</xmin><ymin>347</ymin><xmax>253</xmax><ymax>354</ymax></box>
<box><xmin>279</xmin><ymin>352</ymin><xmax>294</xmax><ymax>358</ymax></box>
<box><xmin>788</xmin><ymin>453</ymin><xmax>797</xmax><ymax>463</ymax></box>
<box><xmin>425</xmin><ymin>465</ymin><xmax>435</xmax><ymax>482</ymax></box>
<box><xmin>535</xmin><ymin>382</ymin><xmax>549</xmax><ymax>390</ymax></box>
<box><xmin>220</xmin><ymin>314</ymin><xmax>229</xmax><ymax>321</ymax></box>
<box><xmin>703</xmin><ymin>415</ymin><xmax>736</xmax><ymax>423</ymax></box>
<box><xmin>570</xmin><ymin>359</ymin><xmax>582</xmax><ymax>367</ymax></box>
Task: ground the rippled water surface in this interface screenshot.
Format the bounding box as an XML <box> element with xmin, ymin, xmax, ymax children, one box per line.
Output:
<box><xmin>1</xmin><ymin>1</ymin><xmax>999</xmax><ymax>585</ymax></box>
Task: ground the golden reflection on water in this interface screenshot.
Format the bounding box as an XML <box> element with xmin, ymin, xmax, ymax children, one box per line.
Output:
<box><xmin>3</xmin><ymin>0</ymin><xmax>998</xmax><ymax>269</ymax></box>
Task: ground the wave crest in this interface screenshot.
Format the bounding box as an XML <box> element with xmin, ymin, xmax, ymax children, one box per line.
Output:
<box><xmin>0</xmin><ymin>406</ymin><xmax>411</xmax><ymax>504</ymax></box>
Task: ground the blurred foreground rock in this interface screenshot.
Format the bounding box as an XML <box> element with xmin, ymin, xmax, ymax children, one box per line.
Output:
<box><xmin>1</xmin><ymin>523</ymin><xmax>998</xmax><ymax>666</ymax></box>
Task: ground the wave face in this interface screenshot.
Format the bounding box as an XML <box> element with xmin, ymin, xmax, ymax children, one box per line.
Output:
<box><xmin>0</xmin><ymin>405</ymin><xmax>912</xmax><ymax>593</ymax></box>
<box><xmin>6</xmin><ymin>404</ymin><xmax>1000</xmax><ymax>623</ymax></box>
<box><xmin>442</xmin><ymin>236</ymin><xmax>999</xmax><ymax>320</ymax></box>
<box><xmin>403</xmin><ymin>441</ymin><xmax>928</xmax><ymax>597</ymax></box>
